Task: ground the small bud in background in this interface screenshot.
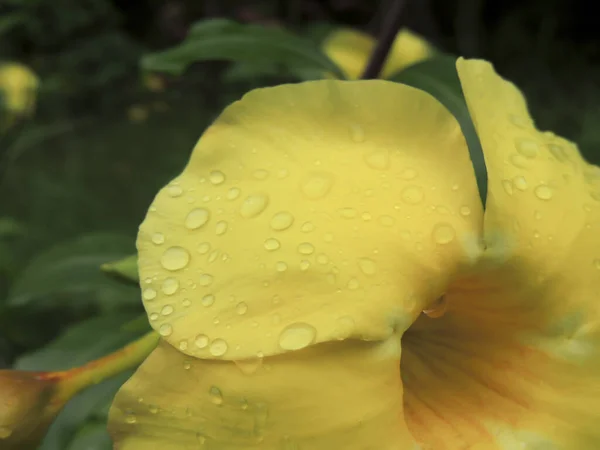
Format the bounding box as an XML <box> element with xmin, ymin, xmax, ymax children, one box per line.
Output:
<box><xmin>0</xmin><ymin>62</ymin><xmax>40</xmax><ymax>129</ymax></box>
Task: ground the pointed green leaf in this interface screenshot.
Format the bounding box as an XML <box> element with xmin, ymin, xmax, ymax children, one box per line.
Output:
<box><xmin>101</xmin><ymin>254</ymin><xmax>138</xmax><ymax>283</ymax></box>
<box><xmin>142</xmin><ymin>19</ymin><xmax>345</xmax><ymax>79</ymax></box>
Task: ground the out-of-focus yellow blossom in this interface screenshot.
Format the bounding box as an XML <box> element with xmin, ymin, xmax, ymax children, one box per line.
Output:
<box><xmin>0</xmin><ymin>62</ymin><xmax>39</xmax><ymax>128</ymax></box>
<box><xmin>108</xmin><ymin>58</ymin><xmax>600</xmax><ymax>449</ymax></box>
<box><xmin>143</xmin><ymin>73</ymin><xmax>165</xmax><ymax>93</ymax></box>
<box><xmin>128</xmin><ymin>104</ymin><xmax>150</xmax><ymax>123</ymax></box>
<box><xmin>0</xmin><ymin>332</ymin><xmax>157</xmax><ymax>449</ymax></box>
<box><xmin>322</xmin><ymin>28</ymin><xmax>435</xmax><ymax>79</ymax></box>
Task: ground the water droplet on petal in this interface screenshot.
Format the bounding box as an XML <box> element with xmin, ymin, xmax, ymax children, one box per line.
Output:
<box><xmin>275</xmin><ymin>261</ymin><xmax>288</xmax><ymax>272</ymax></box>
<box><xmin>502</xmin><ymin>180</ymin><xmax>514</xmax><ymax>195</ymax></box>
<box><xmin>148</xmin><ymin>404</ymin><xmax>159</xmax><ymax>414</ymax></box>
<box><xmin>185</xmin><ymin>208</ymin><xmax>210</xmax><ymax>230</ymax></box>
<box><xmin>299</xmin><ymin>260</ymin><xmax>310</xmax><ymax>271</ymax></box>
<box><xmin>298</xmin><ymin>242</ymin><xmax>315</xmax><ymax>255</ymax></box>
<box><xmin>209</xmin><ymin>338</ymin><xmax>228</xmax><ymax>356</ymax></box>
<box><xmin>236</xmin><ymin>302</ymin><xmax>248</xmax><ymax>315</ymax></box>
<box><xmin>264</xmin><ymin>238</ymin><xmax>281</xmax><ymax>251</ymax></box>
<box><xmin>178</xmin><ymin>340</ymin><xmax>188</xmax><ymax>351</ymax></box>
<box><xmin>270</xmin><ymin>211</ymin><xmax>294</xmax><ymax>231</ymax></box>
<box><xmin>401</xmin><ymin>186</ymin><xmax>424</xmax><ymax>204</ymax></box>
<box><xmin>199</xmin><ymin>273</ymin><xmax>214</xmax><ymax>286</ymax></box>
<box><xmin>167</xmin><ymin>185</ymin><xmax>183</xmax><ymax>197</ymax></box>
<box><xmin>358</xmin><ymin>257</ymin><xmax>377</xmax><ymax>275</ymax></box>
<box><xmin>240</xmin><ymin>194</ymin><xmax>269</xmax><ymax>218</ymax></box>
<box><xmin>339</xmin><ymin>207</ymin><xmax>357</xmax><ymax>219</ymax></box>
<box><xmin>234</xmin><ymin>355</ymin><xmax>264</xmax><ymax>375</ymax></box>
<box><xmin>197</xmin><ymin>242</ymin><xmax>211</xmax><ymax>254</ymax></box>
<box><xmin>300</xmin><ymin>222</ymin><xmax>315</xmax><ymax>233</ymax></box>
<box><xmin>423</xmin><ymin>296</ymin><xmax>447</xmax><ymax>318</ymax></box>
<box><xmin>253</xmin><ymin>169</ymin><xmax>269</xmax><ymax>180</ymax></box>
<box><xmin>149</xmin><ymin>312</ymin><xmax>159</xmax><ymax>321</ymax></box>
<box><xmin>510</xmin><ymin>154</ymin><xmax>531</xmax><ymax>169</ymax></box>
<box><xmin>209</xmin><ymin>386</ymin><xmax>223</xmax><ymax>405</ymax></box>
<box><xmin>142</xmin><ymin>287</ymin><xmax>157</xmax><ymax>300</ymax></box>
<box><xmin>515</xmin><ymin>138</ymin><xmax>539</xmax><ymax>158</ymax></box>
<box><xmin>209</xmin><ymin>170</ymin><xmax>226</xmax><ymax>185</ymax></box>
<box><xmin>215</xmin><ymin>220</ymin><xmax>228</xmax><ymax>235</ymax></box>
<box><xmin>347</xmin><ymin>278</ymin><xmax>360</xmax><ymax>290</ymax></box>
<box><xmin>534</xmin><ymin>185</ymin><xmax>553</xmax><ymax>200</ymax></box>
<box><xmin>161</xmin><ymin>305</ymin><xmax>174</xmax><ymax>316</ymax></box>
<box><xmin>161</xmin><ymin>277</ymin><xmax>179</xmax><ymax>295</ymax></box>
<box><xmin>227</xmin><ymin>187</ymin><xmax>241</xmax><ymax>200</ymax></box>
<box><xmin>364</xmin><ymin>150</ymin><xmax>390</xmax><ymax>170</ymax></box>
<box><xmin>159</xmin><ymin>323</ymin><xmax>173</xmax><ymax>336</ymax></box>
<box><xmin>124</xmin><ymin>411</ymin><xmax>137</xmax><ymax>424</ymax></box>
<box><xmin>161</xmin><ymin>246</ymin><xmax>190</xmax><ymax>271</ymax></box>
<box><xmin>459</xmin><ymin>206</ymin><xmax>471</xmax><ymax>216</ymax></box>
<box><xmin>151</xmin><ymin>232</ymin><xmax>165</xmax><ymax>245</ymax></box>
<box><xmin>278</xmin><ymin>323</ymin><xmax>316</xmax><ymax>350</ymax></box>
<box><xmin>333</xmin><ymin>316</ymin><xmax>355</xmax><ymax>340</ymax></box>
<box><xmin>195</xmin><ymin>334</ymin><xmax>209</xmax><ymax>348</ymax></box>
<box><xmin>400</xmin><ymin>168</ymin><xmax>417</xmax><ymax>180</ymax></box>
<box><xmin>432</xmin><ymin>223</ymin><xmax>456</xmax><ymax>244</ymax></box>
<box><xmin>513</xmin><ymin>176</ymin><xmax>528</xmax><ymax>191</ymax></box>
<box><xmin>300</xmin><ymin>173</ymin><xmax>334</xmax><ymax>199</ymax></box>
<box><xmin>201</xmin><ymin>294</ymin><xmax>215</xmax><ymax>307</ymax></box>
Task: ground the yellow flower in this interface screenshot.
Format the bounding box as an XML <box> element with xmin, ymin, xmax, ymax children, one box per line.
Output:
<box><xmin>108</xmin><ymin>58</ymin><xmax>600</xmax><ymax>449</ymax></box>
<box><xmin>322</xmin><ymin>28</ymin><xmax>435</xmax><ymax>79</ymax></box>
<box><xmin>0</xmin><ymin>62</ymin><xmax>39</xmax><ymax>124</ymax></box>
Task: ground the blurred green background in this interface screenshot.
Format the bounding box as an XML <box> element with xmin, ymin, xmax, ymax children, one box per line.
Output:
<box><xmin>0</xmin><ymin>0</ymin><xmax>598</xmax><ymax>448</ymax></box>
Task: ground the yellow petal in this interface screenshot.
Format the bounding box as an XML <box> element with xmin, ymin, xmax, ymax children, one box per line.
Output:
<box><xmin>414</xmin><ymin>57</ymin><xmax>600</xmax><ymax>448</ymax></box>
<box><xmin>322</xmin><ymin>28</ymin><xmax>434</xmax><ymax>80</ymax></box>
<box><xmin>137</xmin><ymin>79</ymin><xmax>483</xmax><ymax>360</ymax></box>
<box><xmin>108</xmin><ymin>338</ymin><xmax>417</xmax><ymax>449</ymax></box>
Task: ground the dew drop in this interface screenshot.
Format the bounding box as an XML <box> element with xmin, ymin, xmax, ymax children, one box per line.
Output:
<box><xmin>148</xmin><ymin>404</ymin><xmax>159</xmax><ymax>414</ymax></box>
<box><xmin>349</xmin><ymin>124</ymin><xmax>365</xmax><ymax>142</ymax></box>
<box><xmin>509</xmin><ymin>114</ymin><xmax>529</xmax><ymax>128</ymax></box>
<box><xmin>149</xmin><ymin>312</ymin><xmax>159</xmax><ymax>321</ymax></box>
<box><xmin>197</xmin><ymin>242</ymin><xmax>211</xmax><ymax>254</ymax></box>
<box><xmin>151</xmin><ymin>232</ymin><xmax>165</xmax><ymax>245</ymax></box>
<box><xmin>185</xmin><ymin>208</ymin><xmax>210</xmax><ymax>230</ymax></box>
<box><xmin>227</xmin><ymin>187</ymin><xmax>241</xmax><ymax>200</ymax></box>
<box><xmin>515</xmin><ymin>138</ymin><xmax>539</xmax><ymax>158</ymax></box>
<box><xmin>459</xmin><ymin>206</ymin><xmax>471</xmax><ymax>216</ymax></box>
<box><xmin>264</xmin><ymin>238</ymin><xmax>281</xmax><ymax>251</ymax></box>
<box><xmin>234</xmin><ymin>355</ymin><xmax>264</xmax><ymax>375</ymax></box>
<box><xmin>316</xmin><ymin>254</ymin><xmax>329</xmax><ymax>264</ymax></box>
<box><xmin>236</xmin><ymin>302</ymin><xmax>248</xmax><ymax>315</ymax></box>
<box><xmin>270</xmin><ymin>211</ymin><xmax>294</xmax><ymax>231</ymax></box>
<box><xmin>161</xmin><ymin>277</ymin><xmax>179</xmax><ymax>295</ymax></box>
<box><xmin>400</xmin><ymin>168</ymin><xmax>417</xmax><ymax>180</ymax></box>
<box><xmin>423</xmin><ymin>296</ymin><xmax>447</xmax><ymax>318</ymax></box>
<box><xmin>347</xmin><ymin>278</ymin><xmax>360</xmax><ymax>290</ymax></box>
<box><xmin>178</xmin><ymin>340</ymin><xmax>188</xmax><ymax>351</ymax></box>
<box><xmin>201</xmin><ymin>294</ymin><xmax>215</xmax><ymax>307</ymax></box>
<box><xmin>300</xmin><ymin>173</ymin><xmax>334</xmax><ymax>199</ymax></box>
<box><xmin>298</xmin><ymin>242</ymin><xmax>315</xmax><ymax>255</ymax></box>
<box><xmin>158</xmin><ymin>323</ymin><xmax>173</xmax><ymax>336</ymax></box>
<box><xmin>167</xmin><ymin>185</ymin><xmax>183</xmax><ymax>197</ymax></box>
<box><xmin>502</xmin><ymin>180</ymin><xmax>514</xmax><ymax>196</ymax></box>
<box><xmin>124</xmin><ymin>411</ymin><xmax>137</xmax><ymax>424</ymax></box>
<box><xmin>534</xmin><ymin>185</ymin><xmax>554</xmax><ymax>200</ymax></box>
<box><xmin>199</xmin><ymin>273</ymin><xmax>214</xmax><ymax>286</ymax></box>
<box><xmin>333</xmin><ymin>316</ymin><xmax>355</xmax><ymax>340</ymax></box>
<box><xmin>161</xmin><ymin>246</ymin><xmax>190</xmax><ymax>271</ymax></box>
<box><xmin>209</xmin><ymin>338</ymin><xmax>228</xmax><ymax>356</ymax></box>
<box><xmin>339</xmin><ymin>207</ymin><xmax>357</xmax><ymax>219</ymax></box>
<box><xmin>209</xmin><ymin>386</ymin><xmax>223</xmax><ymax>405</ymax></box>
<box><xmin>278</xmin><ymin>323</ymin><xmax>317</xmax><ymax>350</ymax></box>
<box><xmin>513</xmin><ymin>176</ymin><xmax>528</xmax><ymax>191</ymax></box>
<box><xmin>358</xmin><ymin>257</ymin><xmax>377</xmax><ymax>275</ymax></box>
<box><xmin>549</xmin><ymin>144</ymin><xmax>568</xmax><ymax>162</ymax></box>
<box><xmin>253</xmin><ymin>169</ymin><xmax>269</xmax><ymax>180</ymax></box>
<box><xmin>209</xmin><ymin>170</ymin><xmax>226</xmax><ymax>185</ymax></box>
<box><xmin>195</xmin><ymin>334</ymin><xmax>209</xmax><ymax>348</ymax></box>
<box><xmin>240</xmin><ymin>194</ymin><xmax>269</xmax><ymax>218</ymax></box>
<box><xmin>215</xmin><ymin>220</ymin><xmax>228</xmax><ymax>235</ymax></box>
<box><xmin>510</xmin><ymin>153</ymin><xmax>532</xmax><ymax>169</ymax></box>
<box><xmin>142</xmin><ymin>287</ymin><xmax>157</xmax><ymax>301</ymax></box>
<box><xmin>161</xmin><ymin>305</ymin><xmax>174</xmax><ymax>316</ymax></box>
<box><xmin>275</xmin><ymin>261</ymin><xmax>288</xmax><ymax>272</ymax></box>
<box><xmin>300</xmin><ymin>222</ymin><xmax>315</xmax><ymax>233</ymax></box>
<box><xmin>208</xmin><ymin>249</ymin><xmax>219</xmax><ymax>263</ymax></box>
<box><xmin>432</xmin><ymin>223</ymin><xmax>456</xmax><ymax>244</ymax></box>
<box><xmin>401</xmin><ymin>186</ymin><xmax>424</xmax><ymax>204</ymax></box>
<box><xmin>364</xmin><ymin>150</ymin><xmax>390</xmax><ymax>170</ymax></box>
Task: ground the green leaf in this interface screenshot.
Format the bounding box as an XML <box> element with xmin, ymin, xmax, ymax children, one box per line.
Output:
<box><xmin>65</xmin><ymin>423</ymin><xmax>112</xmax><ymax>450</ymax></box>
<box><xmin>6</xmin><ymin>232</ymin><xmax>137</xmax><ymax>309</ymax></box>
<box><xmin>142</xmin><ymin>19</ymin><xmax>345</xmax><ymax>79</ymax></box>
<box><xmin>101</xmin><ymin>254</ymin><xmax>139</xmax><ymax>283</ymax></box>
<box><xmin>14</xmin><ymin>313</ymin><xmax>143</xmax><ymax>370</ymax></box>
<box><xmin>388</xmin><ymin>55</ymin><xmax>488</xmax><ymax>208</ymax></box>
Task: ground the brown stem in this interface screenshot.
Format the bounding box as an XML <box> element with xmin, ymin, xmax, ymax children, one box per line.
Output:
<box><xmin>361</xmin><ymin>0</ymin><xmax>408</xmax><ymax>79</ymax></box>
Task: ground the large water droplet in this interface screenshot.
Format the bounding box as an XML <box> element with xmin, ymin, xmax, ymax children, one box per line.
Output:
<box><xmin>209</xmin><ymin>170</ymin><xmax>226</xmax><ymax>185</ymax></box>
<box><xmin>264</xmin><ymin>238</ymin><xmax>281</xmax><ymax>251</ymax></box>
<box><xmin>142</xmin><ymin>287</ymin><xmax>157</xmax><ymax>301</ymax></box>
<box><xmin>423</xmin><ymin>296</ymin><xmax>447</xmax><ymax>318</ymax></box>
<box><xmin>185</xmin><ymin>208</ymin><xmax>210</xmax><ymax>230</ymax></box>
<box><xmin>510</xmin><ymin>154</ymin><xmax>531</xmax><ymax>169</ymax></box>
<box><xmin>161</xmin><ymin>277</ymin><xmax>179</xmax><ymax>295</ymax></box>
<box><xmin>167</xmin><ymin>185</ymin><xmax>183</xmax><ymax>197</ymax></box>
<box><xmin>270</xmin><ymin>211</ymin><xmax>294</xmax><ymax>231</ymax></box>
<box><xmin>161</xmin><ymin>305</ymin><xmax>174</xmax><ymax>316</ymax></box>
<box><xmin>401</xmin><ymin>186</ymin><xmax>424</xmax><ymax>204</ymax></box>
<box><xmin>215</xmin><ymin>220</ymin><xmax>228</xmax><ymax>235</ymax></box>
<box><xmin>195</xmin><ymin>334</ymin><xmax>209</xmax><ymax>348</ymax></box>
<box><xmin>515</xmin><ymin>138</ymin><xmax>539</xmax><ymax>158</ymax></box>
<box><xmin>298</xmin><ymin>242</ymin><xmax>315</xmax><ymax>255</ymax></box>
<box><xmin>364</xmin><ymin>150</ymin><xmax>390</xmax><ymax>170</ymax></box>
<box><xmin>209</xmin><ymin>386</ymin><xmax>223</xmax><ymax>405</ymax></box>
<box><xmin>236</xmin><ymin>302</ymin><xmax>248</xmax><ymax>315</ymax></box>
<box><xmin>534</xmin><ymin>185</ymin><xmax>554</xmax><ymax>200</ymax></box>
<box><xmin>240</xmin><ymin>194</ymin><xmax>269</xmax><ymax>218</ymax></box>
<box><xmin>158</xmin><ymin>323</ymin><xmax>173</xmax><ymax>336</ymax></box>
<box><xmin>432</xmin><ymin>223</ymin><xmax>456</xmax><ymax>244</ymax></box>
<box><xmin>202</xmin><ymin>294</ymin><xmax>215</xmax><ymax>307</ymax></box>
<box><xmin>227</xmin><ymin>187</ymin><xmax>241</xmax><ymax>200</ymax></box>
<box><xmin>161</xmin><ymin>246</ymin><xmax>190</xmax><ymax>271</ymax></box>
<box><xmin>300</xmin><ymin>173</ymin><xmax>334</xmax><ymax>199</ymax></box>
<box><xmin>358</xmin><ymin>257</ymin><xmax>377</xmax><ymax>275</ymax></box>
<box><xmin>151</xmin><ymin>232</ymin><xmax>165</xmax><ymax>245</ymax></box>
<box><xmin>209</xmin><ymin>338</ymin><xmax>228</xmax><ymax>356</ymax></box>
<box><xmin>278</xmin><ymin>323</ymin><xmax>316</xmax><ymax>350</ymax></box>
